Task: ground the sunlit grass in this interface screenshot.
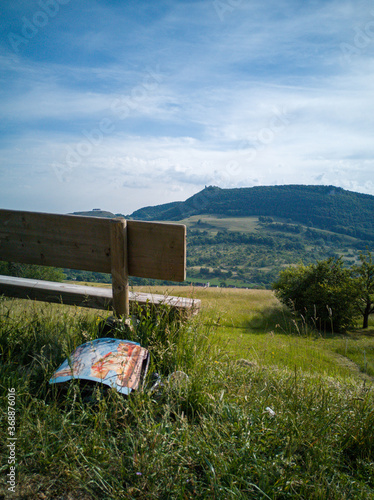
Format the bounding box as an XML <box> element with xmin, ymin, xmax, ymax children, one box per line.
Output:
<box><xmin>333</xmin><ymin>334</ymin><xmax>374</xmax><ymax>378</ymax></box>
<box><xmin>0</xmin><ymin>289</ymin><xmax>373</xmax><ymax>499</ymax></box>
<box><xmin>179</xmin><ymin>214</ymin><xmax>260</xmax><ymax>234</ymax></box>
<box><xmin>136</xmin><ymin>286</ymin><xmax>374</xmax><ymax>382</ymax></box>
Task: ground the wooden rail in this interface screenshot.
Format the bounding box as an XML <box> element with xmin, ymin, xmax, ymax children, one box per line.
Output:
<box><xmin>0</xmin><ymin>209</ymin><xmax>200</xmax><ymax>316</ymax></box>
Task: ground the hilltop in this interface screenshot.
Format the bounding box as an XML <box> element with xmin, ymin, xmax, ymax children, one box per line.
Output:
<box><xmin>69</xmin><ymin>184</ymin><xmax>374</xmax><ymax>242</ymax></box>
<box><xmin>65</xmin><ymin>185</ymin><xmax>374</xmax><ymax>288</ymax></box>
<box><xmin>129</xmin><ymin>184</ymin><xmax>374</xmax><ymax>241</ymax></box>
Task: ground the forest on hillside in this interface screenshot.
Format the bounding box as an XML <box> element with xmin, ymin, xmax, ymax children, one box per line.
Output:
<box><xmin>130</xmin><ymin>185</ymin><xmax>374</xmax><ymax>242</ymax></box>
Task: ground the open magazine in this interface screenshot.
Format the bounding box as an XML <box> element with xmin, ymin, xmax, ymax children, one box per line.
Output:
<box><xmin>49</xmin><ymin>338</ymin><xmax>150</xmax><ymax>395</ymax></box>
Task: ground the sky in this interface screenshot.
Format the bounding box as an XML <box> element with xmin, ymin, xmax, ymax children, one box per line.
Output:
<box><xmin>1</xmin><ymin>0</ymin><xmax>374</xmax><ymax>215</ymax></box>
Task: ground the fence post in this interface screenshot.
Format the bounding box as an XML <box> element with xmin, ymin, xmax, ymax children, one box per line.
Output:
<box><xmin>110</xmin><ymin>218</ymin><xmax>129</xmax><ymax>317</ymax></box>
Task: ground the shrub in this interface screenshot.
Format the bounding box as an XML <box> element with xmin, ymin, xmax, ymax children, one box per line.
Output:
<box><xmin>273</xmin><ymin>257</ymin><xmax>360</xmax><ymax>332</ymax></box>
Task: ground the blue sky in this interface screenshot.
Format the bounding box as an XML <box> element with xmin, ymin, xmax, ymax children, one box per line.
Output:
<box><xmin>1</xmin><ymin>0</ymin><xmax>374</xmax><ymax>215</ymax></box>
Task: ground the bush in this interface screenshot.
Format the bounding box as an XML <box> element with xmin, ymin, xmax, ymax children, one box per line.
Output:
<box><xmin>273</xmin><ymin>258</ymin><xmax>360</xmax><ymax>332</ymax></box>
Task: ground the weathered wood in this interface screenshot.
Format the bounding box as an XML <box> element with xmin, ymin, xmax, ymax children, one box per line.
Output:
<box><xmin>127</xmin><ymin>220</ymin><xmax>186</xmax><ymax>281</ymax></box>
<box><xmin>0</xmin><ymin>275</ymin><xmax>113</xmax><ymax>309</ymax></box>
<box><xmin>0</xmin><ymin>276</ymin><xmax>201</xmax><ymax>313</ymax></box>
<box><xmin>110</xmin><ymin>219</ymin><xmax>129</xmax><ymax>317</ymax></box>
<box><xmin>0</xmin><ymin>209</ymin><xmax>187</xmax><ymax>281</ymax></box>
<box><xmin>0</xmin><ymin>209</ymin><xmax>112</xmax><ymax>273</ymax></box>
<box><xmin>129</xmin><ymin>290</ymin><xmax>201</xmax><ymax>314</ymax></box>
<box><xmin>0</xmin><ymin>208</ymin><xmax>192</xmax><ymax>316</ymax></box>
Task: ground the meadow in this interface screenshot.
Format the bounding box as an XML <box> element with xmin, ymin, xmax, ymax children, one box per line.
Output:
<box><xmin>0</xmin><ymin>287</ymin><xmax>373</xmax><ymax>499</ymax></box>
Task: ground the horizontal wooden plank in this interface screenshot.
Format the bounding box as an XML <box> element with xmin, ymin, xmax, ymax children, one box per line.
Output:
<box><xmin>127</xmin><ymin>220</ymin><xmax>186</xmax><ymax>281</ymax></box>
<box><xmin>0</xmin><ymin>276</ymin><xmax>200</xmax><ymax>313</ymax></box>
<box><xmin>129</xmin><ymin>290</ymin><xmax>200</xmax><ymax>313</ymax></box>
<box><xmin>0</xmin><ymin>209</ymin><xmax>186</xmax><ymax>281</ymax></box>
<box><xmin>0</xmin><ymin>275</ymin><xmax>113</xmax><ymax>309</ymax></box>
<box><xmin>0</xmin><ymin>209</ymin><xmax>114</xmax><ymax>273</ymax></box>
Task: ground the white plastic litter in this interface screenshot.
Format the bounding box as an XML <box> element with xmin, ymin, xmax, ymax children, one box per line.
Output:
<box><xmin>265</xmin><ymin>407</ymin><xmax>276</xmax><ymax>417</ymax></box>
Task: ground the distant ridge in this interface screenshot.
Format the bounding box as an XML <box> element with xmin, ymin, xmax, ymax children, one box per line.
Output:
<box><xmin>65</xmin><ymin>184</ymin><xmax>374</xmax><ymax>288</ymax></box>
<box><xmin>70</xmin><ymin>210</ymin><xmax>125</xmax><ymax>219</ymax></box>
<box><xmin>129</xmin><ymin>185</ymin><xmax>374</xmax><ymax>241</ymax></box>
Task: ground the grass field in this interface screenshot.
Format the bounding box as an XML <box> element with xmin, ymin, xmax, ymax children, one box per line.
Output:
<box><xmin>0</xmin><ymin>287</ymin><xmax>373</xmax><ymax>499</ymax></box>
<box><xmin>180</xmin><ymin>215</ymin><xmax>261</xmax><ymax>235</ymax></box>
<box><xmin>135</xmin><ymin>286</ymin><xmax>374</xmax><ymax>382</ymax></box>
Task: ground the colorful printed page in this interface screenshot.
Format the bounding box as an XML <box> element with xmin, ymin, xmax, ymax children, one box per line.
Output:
<box><xmin>49</xmin><ymin>338</ymin><xmax>149</xmax><ymax>395</ymax></box>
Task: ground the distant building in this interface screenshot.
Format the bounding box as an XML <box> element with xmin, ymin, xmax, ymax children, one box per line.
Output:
<box><xmin>92</xmin><ymin>208</ymin><xmax>101</xmax><ymax>211</ymax></box>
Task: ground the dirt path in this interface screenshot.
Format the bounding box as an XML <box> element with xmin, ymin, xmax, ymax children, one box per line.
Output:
<box><xmin>333</xmin><ymin>351</ymin><xmax>373</xmax><ymax>384</ymax></box>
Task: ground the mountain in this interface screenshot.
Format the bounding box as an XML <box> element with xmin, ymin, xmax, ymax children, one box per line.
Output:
<box><xmin>63</xmin><ymin>185</ymin><xmax>374</xmax><ymax>288</ymax></box>
<box><xmin>129</xmin><ymin>185</ymin><xmax>374</xmax><ymax>241</ymax></box>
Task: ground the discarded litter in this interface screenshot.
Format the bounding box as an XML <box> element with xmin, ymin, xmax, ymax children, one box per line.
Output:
<box><xmin>50</xmin><ymin>337</ymin><xmax>191</xmax><ymax>400</ymax></box>
<box><xmin>49</xmin><ymin>338</ymin><xmax>150</xmax><ymax>395</ymax></box>
<box><xmin>265</xmin><ymin>407</ymin><xmax>276</xmax><ymax>417</ymax></box>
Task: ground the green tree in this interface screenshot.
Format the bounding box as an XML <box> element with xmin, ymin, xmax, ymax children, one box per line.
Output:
<box><xmin>273</xmin><ymin>258</ymin><xmax>359</xmax><ymax>332</ymax></box>
<box><xmin>352</xmin><ymin>250</ymin><xmax>374</xmax><ymax>329</ymax></box>
<box><xmin>0</xmin><ymin>262</ymin><xmax>64</xmax><ymax>282</ymax></box>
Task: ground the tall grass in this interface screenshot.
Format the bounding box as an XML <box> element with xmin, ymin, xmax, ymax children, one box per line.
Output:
<box><xmin>0</xmin><ymin>292</ymin><xmax>373</xmax><ymax>499</ymax></box>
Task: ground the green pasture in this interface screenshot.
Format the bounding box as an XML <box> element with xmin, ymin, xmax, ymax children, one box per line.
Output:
<box><xmin>136</xmin><ymin>286</ymin><xmax>374</xmax><ymax>382</ymax></box>
<box><xmin>0</xmin><ymin>288</ymin><xmax>373</xmax><ymax>499</ymax></box>
<box><xmin>180</xmin><ymin>215</ymin><xmax>260</xmax><ymax>234</ymax></box>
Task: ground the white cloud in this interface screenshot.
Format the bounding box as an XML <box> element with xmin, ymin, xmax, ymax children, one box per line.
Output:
<box><xmin>0</xmin><ymin>0</ymin><xmax>374</xmax><ymax>214</ymax></box>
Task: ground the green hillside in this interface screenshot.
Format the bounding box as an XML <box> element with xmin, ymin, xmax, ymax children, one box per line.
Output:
<box><xmin>62</xmin><ymin>210</ymin><xmax>373</xmax><ymax>289</ymax></box>
<box><xmin>125</xmin><ymin>185</ymin><xmax>374</xmax><ymax>288</ymax></box>
<box><xmin>33</xmin><ymin>184</ymin><xmax>374</xmax><ymax>288</ymax></box>
<box><xmin>182</xmin><ymin>213</ymin><xmax>373</xmax><ymax>288</ymax></box>
<box><xmin>130</xmin><ymin>184</ymin><xmax>374</xmax><ymax>241</ymax></box>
